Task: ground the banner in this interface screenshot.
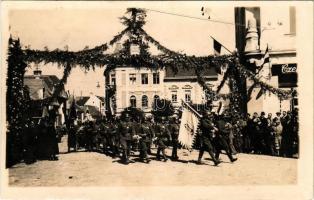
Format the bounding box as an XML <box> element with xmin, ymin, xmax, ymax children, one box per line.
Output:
<box><xmin>178</xmin><ymin>105</ymin><xmax>200</xmax><ymax>150</ymax></box>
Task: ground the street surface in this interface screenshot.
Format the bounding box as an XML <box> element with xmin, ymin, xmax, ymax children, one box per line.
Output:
<box><xmin>8</xmin><ymin>136</ymin><xmax>297</xmax><ymax>186</ymax></box>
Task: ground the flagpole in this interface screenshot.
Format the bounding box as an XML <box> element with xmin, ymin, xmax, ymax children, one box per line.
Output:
<box><xmin>181</xmin><ymin>100</ymin><xmax>202</xmax><ymax>118</ymax></box>
<box><xmin>210</xmin><ymin>36</ymin><xmax>233</xmax><ymax>54</ymax></box>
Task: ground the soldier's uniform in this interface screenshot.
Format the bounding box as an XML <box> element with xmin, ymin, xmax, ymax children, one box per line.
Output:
<box><xmin>118</xmin><ymin>120</ymin><xmax>135</xmax><ymax>164</ymax></box>
<box><xmin>94</xmin><ymin>122</ymin><xmax>102</xmax><ymax>152</ymax></box>
<box><xmin>109</xmin><ymin>122</ymin><xmax>120</xmax><ymax>158</ymax></box>
<box><xmin>145</xmin><ymin>119</ymin><xmax>155</xmax><ymax>155</ymax></box>
<box><xmin>67</xmin><ymin>124</ymin><xmax>77</xmax><ymax>152</ymax></box>
<box><xmin>168</xmin><ymin>120</ymin><xmax>180</xmax><ymax>160</ymax></box>
<box><xmin>214</xmin><ymin>117</ymin><xmax>237</xmax><ymax>163</ymax></box>
<box><xmin>156</xmin><ymin>123</ymin><xmax>171</xmax><ymax>161</ymax></box>
<box><xmin>198</xmin><ymin>115</ymin><xmax>220</xmax><ymax>166</ymax></box>
<box><xmin>99</xmin><ymin>121</ymin><xmax>109</xmax><ymax>154</ymax></box>
<box><xmin>138</xmin><ymin>122</ymin><xmax>153</xmax><ymax>163</ymax></box>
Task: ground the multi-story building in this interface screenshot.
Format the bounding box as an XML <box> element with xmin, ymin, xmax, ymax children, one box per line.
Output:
<box><xmin>105</xmin><ymin>62</ymin><xmax>229</xmax><ymax>116</ymax></box>
<box><xmin>235</xmin><ymin>6</ymin><xmax>297</xmax><ymax>115</ymax></box>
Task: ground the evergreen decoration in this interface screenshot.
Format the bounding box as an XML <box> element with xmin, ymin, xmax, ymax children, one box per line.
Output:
<box><xmin>6</xmin><ymin>8</ymin><xmax>296</xmax><ymax>166</ymax></box>
<box><xmin>6</xmin><ymin>37</ymin><xmax>28</xmax><ymax>167</ymax></box>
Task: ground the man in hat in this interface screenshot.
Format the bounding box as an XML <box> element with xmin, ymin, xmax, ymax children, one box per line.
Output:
<box><xmin>155</xmin><ymin>122</ymin><xmax>171</xmax><ymax>162</ymax></box>
<box><xmin>259</xmin><ymin>112</ymin><xmax>268</xmax><ymax>154</ymax></box>
<box><xmin>197</xmin><ymin>111</ymin><xmax>221</xmax><ymax>166</ymax></box>
<box><xmin>118</xmin><ymin>114</ymin><xmax>135</xmax><ymax>164</ymax></box>
<box><xmin>109</xmin><ymin>118</ymin><xmax>120</xmax><ymax>158</ymax></box>
<box><xmin>145</xmin><ymin>116</ymin><xmax>155</xmax><ymax>155</ymax></box>
<box><xmin>167</xmin><ymin>117</ymin><xmax>180</xmax><ymax>160</ymax></box>
<box><xmin>137</xmin><ymin>117</ymin><xmax>154</xmax><ymax>163</ymax></box>
<box><xmin>214</xmin><ymin>114</ymin><xmax>238</xmax><ymax>163</ymax></box>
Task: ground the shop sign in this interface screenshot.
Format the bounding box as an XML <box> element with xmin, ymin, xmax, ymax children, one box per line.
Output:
<box><xmin>281</xmin><ymin>64</ymin><xmax>297</xmax><ymax>74</ymax></box>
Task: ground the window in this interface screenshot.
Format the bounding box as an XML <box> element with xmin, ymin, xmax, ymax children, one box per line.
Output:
<box><xmin>171</xmin><ymin>92</ymin><xmax>177</xmax><ymax>103</ymax></box>
<box><xmin>185</xmin><ymin>90</ymin><xmax>191</xmax><ymax>103</ymax></box>
<box><xmin>130</xmin><ymin>95</ymin><xmax>136</xmax><ymax>108</ymax></box>
<box><xmin>111</xmin><ymin>73</ymin><xmax>116</xmax><ymax>85</ymax></box>
<box><xmin>142</xmin><ymin>95</ymin><xmax>148</xmax><ymax>108</ymax></box>
<box><xmin>141</xmin><ymin>73</ymin><xmax>148</xmax><ymax>84</ymax></box>
<box><xmin>153</xmin><ymin>73</ymin><xmax>160</xmax><ymax>84</ymax></box>
<box><xmin>129</xmin><ymin>73</ymin><xmax>136</xmax><ymax>84</ymax></box>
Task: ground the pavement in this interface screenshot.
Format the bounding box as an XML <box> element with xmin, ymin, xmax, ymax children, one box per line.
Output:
<box><xmin>8</xmin><ymin>136</ymin><xmax>297</xmax><ymax>186</ymax></box>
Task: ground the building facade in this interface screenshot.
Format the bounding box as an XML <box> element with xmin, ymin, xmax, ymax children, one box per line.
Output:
<box><xmin>24</xmin><ymin>69</ymin><xmax>68</xmax><ymax>126</ymax></box>
<box><xmin>235</xmin><ymin>6</ymin><xmax>297</xmax><ymax>115</ymax></box>
<box><xmin>105</xmin><ymin>64</ymin><xmax>229</xmax><ymax>115</ymax></box>
<box><xmin>75</xmin><ymin>93</ymin><xmax>105</xmax><ymax>121</ymax></box>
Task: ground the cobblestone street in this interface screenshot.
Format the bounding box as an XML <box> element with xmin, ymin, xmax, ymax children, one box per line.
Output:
<box><xmin>8</xmin><ymin>136</ymin><xmax>297</xmax><ymax>186</ymax></box>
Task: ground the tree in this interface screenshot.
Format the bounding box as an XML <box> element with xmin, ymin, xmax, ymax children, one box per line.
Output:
<box><xmin>151</xmin><ymin>98</ymin><xmax>174</xmax><ymax>122</ymax></box>
<box><xmin>120</xmin><ymin>107</ymin><xmax>145</xmax><ymax>122</ymax></box>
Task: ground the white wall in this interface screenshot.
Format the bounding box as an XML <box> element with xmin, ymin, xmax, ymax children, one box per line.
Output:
<box><xmin>110</xmin><ymin>67</ymin><xmax>165</xmax><ymax>113</ymax></box>
<box><xmin>85</xmin><ymin>93</ymin><xmax>105</xmax><ymax>115</ymax></box>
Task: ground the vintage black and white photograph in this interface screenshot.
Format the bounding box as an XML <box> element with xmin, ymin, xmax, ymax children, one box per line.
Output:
<box><xmin>0</xmin><ymin>1</ymin><xmax>313</xmax><ymax>200</ymax></box>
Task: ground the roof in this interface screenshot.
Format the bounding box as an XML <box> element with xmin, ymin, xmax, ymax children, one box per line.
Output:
<box><xmin>96</xmin><ymin>96</ymin><xmax>105</xmax><ymax>102</ymax></box>
<box><xmin>76</xmin><ymin>105</ymin><xmax>101</xmax><ymax>117</ymax></box>
<box><xmin>75</xmin><ymin>96</ymin><xmax>90</xmax><ymax>106</ymax></box>
<box><xmin>85</xmin><ymin>105</ymin><xmax>102</xmax><ymax>117</ymax></box>
<box><xmin>164</xmin><ymin>66</ymin><xmax>218</xmax><ymax>81</ymax></box>
<box><xmin>24</xmin><ymin>75</ymin><xmax>68</xmax><ymax>100</ymax></box>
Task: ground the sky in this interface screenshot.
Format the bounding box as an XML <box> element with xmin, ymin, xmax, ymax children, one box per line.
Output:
<box><xmin>8</xmin><ymin>2</ymin><xmax>235</xmax><ymax>96</ymax></box>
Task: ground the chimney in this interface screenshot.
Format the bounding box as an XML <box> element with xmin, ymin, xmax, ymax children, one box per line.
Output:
<box><xmin>33</xmin><ymin>64</ymin><xmax>42</xmax><ymax>79</ymax></box>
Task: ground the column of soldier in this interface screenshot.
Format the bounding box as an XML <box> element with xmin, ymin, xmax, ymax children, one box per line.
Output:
<box><xmin>21</xmin><ymin>108</ymin><xmax>299</xmax><ymax>166</ymax></box>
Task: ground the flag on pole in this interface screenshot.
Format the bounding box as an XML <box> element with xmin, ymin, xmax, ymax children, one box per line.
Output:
<box><xmin>213</xmin><ymin>38</ymin><xmax>222</xmax><ymax>56</ymax></box>
<box><xmin>178</xmin><ymin>102</ymin><xmax>200</xmax><ymax>150</ymax></box>
<box><xmin>256</xmin><ymin>45</ymin><xmax>270</xmax><ymax>67</ymax></box>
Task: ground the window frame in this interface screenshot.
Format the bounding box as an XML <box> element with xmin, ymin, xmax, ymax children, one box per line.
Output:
<box><xmin>153</xmin><ymin>73</ymin><xmax>160</xmax><ymax>84</ymax></box>
<box><xmin>141</xmin><ymin>73</ymin><xmax>148</xmax><ymax>84</ymax></box>
<box><xmin>171</xmin><ymin>92</ymin><xmax>178</xmax><ymax>103</ymax></box>
<box><xmin>130</xmin><ymin>95</ymin><xmax>136</xmax><ymax>108</ymax></box>
<box><xmin>185</xmin><ymin>90</ymin><xmax>191</xmax><ymax>103</ymax></box>
<box><xmin>129</xmin><ymin>73</ymin><xmax>136</xmax><ymax>84</ymax></box>
<box><xmin>141</xmin><ymin>95</ymin><xmax>148</xmax><ymax>108</ymax></box>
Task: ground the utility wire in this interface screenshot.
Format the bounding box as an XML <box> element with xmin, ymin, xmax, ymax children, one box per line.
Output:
<box><xmin>144</xmin><ymin>8</ymin><xmax>268</xmax><ymax>29</ymax></box>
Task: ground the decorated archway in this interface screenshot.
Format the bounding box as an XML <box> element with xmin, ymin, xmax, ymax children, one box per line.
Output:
<box><xmin>6</xmin><ymin>8</ymin><xmax>295</xmax><ymax>165</ymax></box>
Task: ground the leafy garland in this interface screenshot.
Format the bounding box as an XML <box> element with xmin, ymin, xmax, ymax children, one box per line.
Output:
<box><xmin>234</xmin><ymin>59</ymin><xmax>295</xmax><ymax>99</ymax></box>
<box><xmin>6</xmin><ymin>8</ymin><xmax>297</xmax><ymax>165</ymax></box>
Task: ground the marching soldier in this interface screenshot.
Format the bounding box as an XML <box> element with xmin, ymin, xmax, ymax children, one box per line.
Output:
<box><xmin>109</xmin><ymin>119</ymin><xmax>120</xmax><ymax>158</ymax></box>
<box><xmin>214</xmin><ymin>114</ymin><xmax>238</xmax><ymax>163</ymax></box>
<box><xmin>118</xmin><ymin>114</ymin><xmax>135</xmax><ymax>164</ymax></box>
<box><xmin>99</xmin><ymin>119</ymin><xmax>109</xmax><ymax>155</ymax></box>
<box><xmin>168</xmin><ymin>117</ymin><xmax>180</xmax><ymax>160</ymax></box>
<box><xmin>145</xmin><ymin>116</ymin><xmax>155</xmax><ymax>155</ymax></box>
<box><xmin>137</xmin><ymin>118</ymin><xmax>153</xmax><ymax>163</ymax></box>
<box><xmin>155</xmin><ymin>121</ymin><xmax>171</xmax><ymax>162</ymax></box>
<box><xmin>67</xmin><ymin>123</ymin><xmax>77</xmax><ymax>152</ymax></box>
<box><xmin>94</xmin><ymin>120</ymin><xmax>102</xmax><ymax>152</ymax></box>
<box><xmin>197</xmin><ymin>111</ymin><xmax>221</xmax><ymax>166</ymax></box>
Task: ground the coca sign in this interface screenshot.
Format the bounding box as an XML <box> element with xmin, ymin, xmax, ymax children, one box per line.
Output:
<box><xmin>281</xmin><ymin>64</ymin><xmax>297</xmax><ymax>74</ymax></box>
